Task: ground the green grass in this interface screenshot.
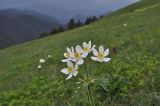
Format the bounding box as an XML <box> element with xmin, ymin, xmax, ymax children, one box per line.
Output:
<box><xmin>0</xmin><ymin>0</ymin><xmax>160</xmax><ymax>105</ymax></box>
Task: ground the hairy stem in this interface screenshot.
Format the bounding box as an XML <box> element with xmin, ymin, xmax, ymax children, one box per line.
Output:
<box><xmin>88</xmin><ymin>85</ymin><xmax>94</xmax><ymax>106</ymax></box>
<box><xmin>84</xmin><ymin>63</ymin><xmax>89</xmax><ymax>78</ymax></box>
<box><xmin>84</xmin><ymin>63</ymin><xmax>94</xmax><ymax>106</ymax></box>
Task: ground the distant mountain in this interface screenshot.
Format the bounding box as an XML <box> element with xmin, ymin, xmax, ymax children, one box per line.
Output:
<box><xmin>0</xmin><ymin>9</ymin><xmax>60</xmax><ymax>48</ymax></box>
<box><xmin>72</xmin><ymin>14</ymin><xmax>87</xmax><ymax>23</ymax></box>
<box><xmin>72</xmin><ymin>11</ymin><xmax>112</xmax><ymax>24</ymax></box>
<box><xmin>0</xmin><ymin>34</ymin><xmax>16</xmax><ymax>48</ymax></box>
<box><xmin>0</xmin><ymin>0</ymin><xmax>138</xmax><ymax>24</ymax></box>
<box><xmin>18</xmin><ymin>4</ymin><xmax>104</xmax><ymax>24</ymax></box>
<box><xmin>19</xmin><ymin>5</ymin><xmax>72</xmax><ymax>24</ymax></box>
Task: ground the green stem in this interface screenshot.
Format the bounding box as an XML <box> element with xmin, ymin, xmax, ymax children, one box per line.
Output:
<box><xmin>84</xmin><ymin>63</ymin><xmax>89</xmax><ymax>78</ymax></box>
<box><xmin>83</xmin><ymin>63</ymin><xmax>94</xmax><ymax>106</ymax></box>
<box><xmin>88</xmin><ymin>85</ymin><xmax>94</xmax><ymax>106</ymax></box>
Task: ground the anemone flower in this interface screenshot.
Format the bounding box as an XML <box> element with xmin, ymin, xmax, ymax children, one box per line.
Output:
<box><xmin>61</xmin><ymin>61</ymin><xmax>78</xmax><ymax>80</ymax></box>
<box><xmin>82</xmin><ymin>41</ymin><xmax>96</xmax><ymax>58</ymax></box>
<box><xmin>71</xmin><ymin>45</ymin><xmax>85</xmax><ymax>65</ymax></box>
<box><xmin>61</xmin><ymin>47</ymin><xmax>74</xmax><ymax>62</ymax></box>
<box><xmin>91</xmin><ymin>45</ymin><xmax>111</xmax><ymax>62</ymax></box>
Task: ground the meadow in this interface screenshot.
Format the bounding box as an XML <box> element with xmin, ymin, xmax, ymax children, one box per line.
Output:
<box><xmin>0</xmin><ymin>0</ymin><xmax>160</xmax><ymax>105</ymax></box>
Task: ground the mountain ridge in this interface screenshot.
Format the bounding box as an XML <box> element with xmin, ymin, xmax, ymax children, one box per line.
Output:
<box><xmin>0</xmin><ymin>9</ymin><xmax>60</xmax><ymax>48</ymax></box>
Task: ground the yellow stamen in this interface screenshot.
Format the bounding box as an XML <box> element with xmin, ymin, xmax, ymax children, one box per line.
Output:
<box><xmin>83</xmin><ymin>47</ymin><xmax>89</xmax><ymax>52</ymax></box>
<box><xmin>66</xmin><ymin>52</ymin><xmax>70</xmax><ymax>58</ymax></box>
<box><xmin>74</xmin><ymin>52</ymin><xmax>81</xmax><ymax>58</ymax></box>
<box><xmin>98</xmin><ymin>53</ymin><xmax>104</xmax><ymax>59</ymax></box>
<box><xmin>68</xmin><ymin>66</ymin><xmax>73</xmax><ymax>73</ymax></box>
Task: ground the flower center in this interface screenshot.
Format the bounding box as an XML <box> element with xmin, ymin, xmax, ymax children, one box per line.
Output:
<box><xmin>74</xmin><ymin>52</ymin><xmax>81</xmax><ymax>59</ymax></box>
<box><xmin>68</xmin><ymin>66</ymin><xmax>73</xmax><ymax>73</ymax></box>
<box><xmin>66</xmin><ymin>52</ymin><xmax>70</xmax><ymax>58</ymax></box>
<box><xmin>98</xmin><ymin>53</ymin><xmax>104</xmax><ymax>59</ymax></box>
<box><xmin>83</xmin><ymin>47</ymin><xmax>89</xmax><ymax>52</ymax></box>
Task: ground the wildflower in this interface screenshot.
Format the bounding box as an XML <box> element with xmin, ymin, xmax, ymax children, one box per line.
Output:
<box><xmin>38</xmin><ymin>65</ymin><xmax>42</xmax><ymax>69</ymax></box>
<box><xmin>61</xmin><ymin>47</ymin><xmax>74</xmax><ymax>62</ymax></box>
<box><xmin>124</xmin><ymin>24</ymin><xmax>127</xmax><ymax>27</ymax></box>
<box><xmin>91</xmin><ymin>45</ymin><xmax>111</xmax><ymax>62</ymax></box>
<box><xmin>76</xmin><ymin>82</ymin><xmax>81</xmax><ymax>84</ymax></box>
<box><xmin>61</xmin><ymin>61</ymin><xmax>78</xmax><ymax>80</ymax></box>
<box><xmin>39</xmin><ymin>59</ymin><xmax>45</xmax><ymax>63</ymax></box>
<box><xmin>48</xmin><ymin>55</ymin><xmax>52</xmax><ymax>58</ymax></box>
<box><xmin>82</xmin><ymin>41</ymin><xmax>96</xmax><ymax>58</ymax></box>
<box><xmin>71</xmin><ymin>45</ymin><xmax>85</xmax><ymax>65</ymax></box>
<box><xmin>77</xmin><ymin>87</ymin><xmax>81</xmax><ymax>89</ymax></box>
<box><xmin>75</xmin><ymin>91</ymin><xmax>78</xmax><ymax>93</ymax></box>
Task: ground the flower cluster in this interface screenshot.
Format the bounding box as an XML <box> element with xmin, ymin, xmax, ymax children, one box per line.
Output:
<box><xmin>38</xmin><ymin>59</ymin><xmax>45</xmax><ymax>69</ymax></box>
<box><xmin>37</xmin><ymin>54</ymin><xmax>52</xmax><ymax>69</ymax></box>
<box><xmin>61</xmin><ymin>41</ymin><xmax>111</xmax><ymax>80</ymax></box>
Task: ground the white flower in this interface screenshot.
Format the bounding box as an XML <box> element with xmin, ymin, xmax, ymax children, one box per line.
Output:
<box><xmin>76</xmin><ymin>82</ymin><xmax>81</xmax><ymax>84</ymax></box>
<box><xmin>82</xmin><ymin>41</ymin><xmax>96</xmax><ymax>58</ymax></box>
<box><xmin>91</xmin><ymin>45</ymin><xmax>111</xmax><ymax>63</ymax></box>
<box><xmin>38</xmin><ymin>65</ymin><xmax>42</xmax><ymax>69</ymax></box>
<box><xmin>39</xmin><ymin>59</ymin><xmax>45</xmax><ymax>63</ymax></box>
<box><xmin>77</xmin><ymin>87</ymin><xmax>81</xmax><ymax>89</ymax></box>
<box><xmin>71</xmin><ymin>45</ymin><xmax>85</xmax><ymax>65</ymax></box>
<box><xmin>48</xmin><ymin>55</ymin><xmax>52</xmax><ymax>58</ymax></box>
<box><xmin>61</xmin><ymin>47</ymin><xmax>74</xmax><ymax>62</ymax></box>
<box><xmin>61</xmin><ymin>61</ymin><xmax>78</xmax><ymax>80</ymax></box>
<box><xmin>124</xmin><ymin>24</ymin><xmax>127</xmax><ymax>27</ymax></box>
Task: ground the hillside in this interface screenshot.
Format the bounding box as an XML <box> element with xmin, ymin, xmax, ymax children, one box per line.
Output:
<box><xmin>0</xmin><ymin>9</ymin><xmax>60</xmax><ymax>48</ymax></box>
<box><xmin>0</xmin><ymin>0</ymin><xmax>160</xmax><ymax>105</ymax></box>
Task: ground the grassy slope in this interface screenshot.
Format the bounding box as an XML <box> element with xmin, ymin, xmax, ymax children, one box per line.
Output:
<box><xmin>0</xmin><ymin>0</ymin><xmax>160</xmax><ymax>100</ymax></box>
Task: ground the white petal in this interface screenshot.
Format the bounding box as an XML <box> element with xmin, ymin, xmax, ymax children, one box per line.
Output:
<box><xmin>88</xmin><ymin>41</ymin><xmax>91</xmax><ymax>49</ymax></box>
<box><xmin>64</xmin><ymin>53</ymin><xmax>68</xmax><ymax>58</ymax></box>
<box><xmin>74</xmin><ymin>63</ymin><xmax>78</xmax><ymax>70</ymax></box>
<box><xmin>82</xmin><ymin>52</ymin><xmax>88</xmax><ymax>58</ymax></box>
<box><xmin>103</xmin><ymin>58</ymin><xmax>111</xmax><ymax>62</ymax></box>
<box><xmin>76</xmin><ymin>45</ymin><xmax>83</xmax><ymax>53</ymax></box>
<box><xmin>83</xmin><ymin>42</ymin><xmax>88</xmax><ymax>48</ymax></box>
<box><xmin>99</xmin><ymin>45</ymin><xmax>104</xmax><ymax>53</ymax></box>
<box><xmin>73</xmin><ymin>71</ymin><xmax>78</xmax><ymax>76</ymax></box>
<box><xmin>104</xmin><ymin>49</ymin><xmax>109</xmax><ymax>56</ymax></box>
<box><xmin>66</xmin><ymin>74</ymin><xmax>72</xmax><ymax>80</ymax></box>
<box><xmin>71</xmin><ymin>46</ymin><xmax>74</xmax><ymax>52</ymax></box>
<box><xmin>70</xmin><ymin>53</ymin><xmax>75</xmax><ymax>58</ymax></box>
<box><xmin>90</xmin><ymin>45</ymin><xmax>96</xmax><ymax>51</ymax></box>
<box><xmin>61</xmin><ymin>68</ymin><xmax>69</xmax><ymax>74</ymax></box>
<box><xmin>91</xmin><ymin>57</ymin><xmax>98</xmax><ymax>61</ymax></box>
<box><xmin>77</xmin><ymin>59</ymin><xmax>84</xmax><ymax>65</ymax></box>
<box><xmin>61</xmin><ymin>59</ymin><xmax>69</xmax><ymax>62</ymax></box>
<box><xmin>67</xmin><ymin>61</ymin><xmax>73</xmax><ymax>67</ymax></box>
<box><xmin>93</xmin><ymin>49</ymin><xmax>98</xmax><ymax>56</ymax></box>
<box><xmin>71</xmin><ymin>58</ymin><xmax>77</xmax><ymax>62</ymax></box>
<box><xmin>97</xmin><ymin>58</ymin><xmax>103</xmax><ymax>62</ymax></box>
<box><xmin>67</xmin><ymin>47</ymin><xmax>71</xmax><ymax>53</ymax></box>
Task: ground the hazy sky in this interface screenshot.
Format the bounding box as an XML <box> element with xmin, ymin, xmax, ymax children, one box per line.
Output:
<box><xmin>0</xmin><ymin>0</ymin><xmax>138</xmax><ymax>10</ymax></box>
<box><xmin>0</xmin><ymin>0</ymin><xmax>139</xmax><ymax>23</ymax></box>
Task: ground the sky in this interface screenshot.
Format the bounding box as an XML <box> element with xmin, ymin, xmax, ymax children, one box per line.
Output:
<box><xmin>0</xmin><ymin>0</ymin><xmax>139</xmax><ymax>23</ymax></box>
<box><xmin>0</xmin><ymin>0</ymin><xmax>138</xmax><ymax>10</ymax></box>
